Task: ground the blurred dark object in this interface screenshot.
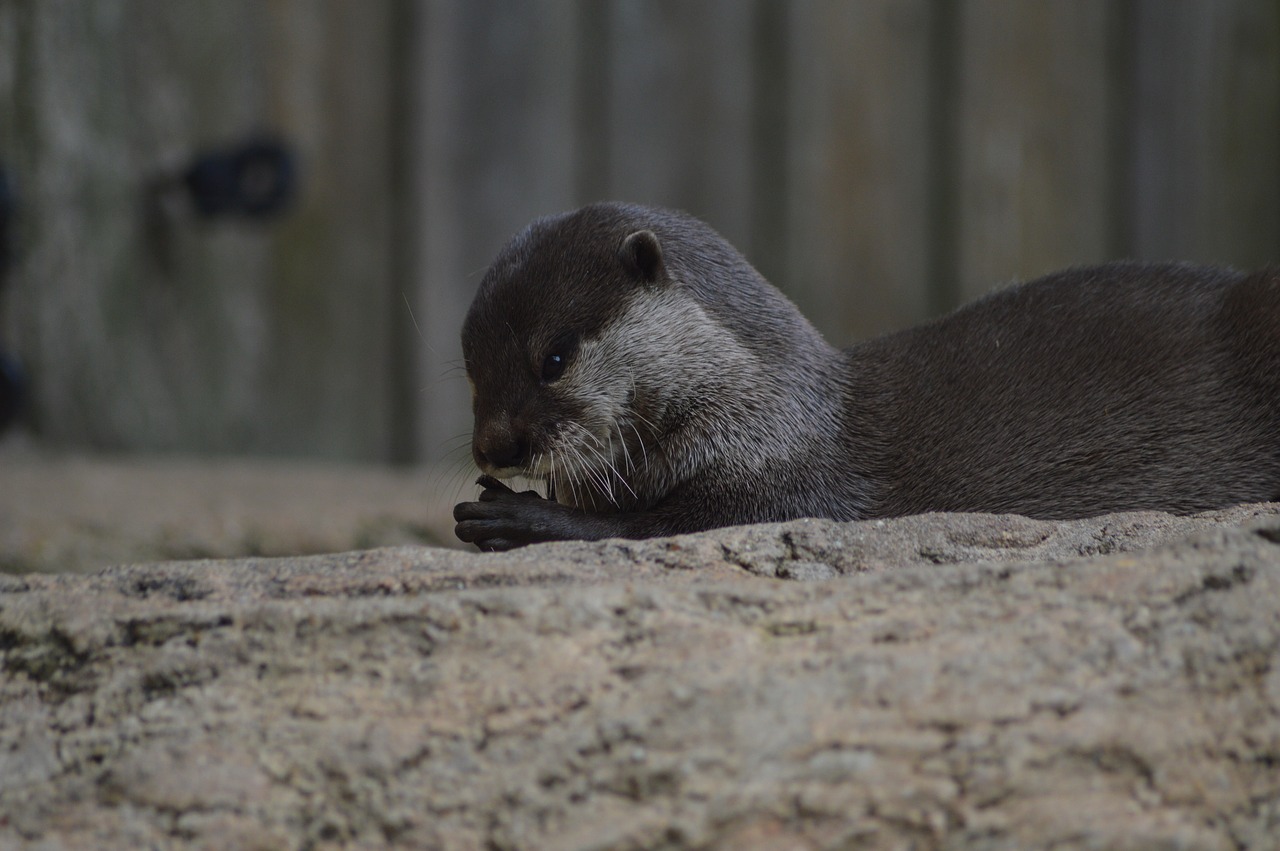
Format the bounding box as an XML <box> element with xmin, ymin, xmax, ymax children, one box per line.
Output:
<box><xmin>0</xmin><ymin>164</ymin><xmax>13</xmax><ymax>272</ymax></box>
<box><xmin>0</xmin><ymin>162</ymin><xmax>24</xmax><ymax>436</ymax></box>
<box><xmin>145</xmin><ymin>136</ymin><xmax>298</xmax><ymax>272</ymax></box>
<box><xmin>181</xmin><ymin>137</ymin><xmax>297</xmax><ymax>219</ymax></box>
<box><xmin>0</xmin><ymin>352</ymin><xmax>24</xmax><ymax>436</ymax></box>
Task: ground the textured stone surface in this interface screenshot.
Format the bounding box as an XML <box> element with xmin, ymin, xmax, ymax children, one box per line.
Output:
<box><xmin>2</xmin><ymin>503</ymin><xmax>1279</xmax><ymax>849</ymax></box>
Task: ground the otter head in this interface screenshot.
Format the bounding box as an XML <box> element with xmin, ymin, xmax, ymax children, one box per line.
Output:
<box><xmin>461</xmin><ymin>205</ymin><xmax>675</xmax><ymax>509</ymax></box>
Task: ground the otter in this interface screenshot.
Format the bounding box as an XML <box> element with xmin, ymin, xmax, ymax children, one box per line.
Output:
<box><xmin>453</xmin><ymin>202</ymin><xmax>1280</xmax><ymax>551</ymax></box>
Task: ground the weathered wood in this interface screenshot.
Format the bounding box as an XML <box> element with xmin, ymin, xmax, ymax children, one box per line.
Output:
<box><xmin>597</xmin><ymin>0</ymin><xmax>758</xmax><ymax>253</ymax></box>
<box><xmin>1126</xmin><ymin>0</ymin><xmax>1280</xmax><ymax>266</ymax></box>
<box><xmin>3</xmin><ymin>1</ymin><xmax>1278</xmax><ymax>464</ymax></box>
<box><xmin>952</xmin><ymin>0</ymin><xmax>1113</xmax><ymax>302</ymax></box>
<box><xmin>784</xmin><ymin>0</ymin><xmax>935</xmax><ymax>344</ymax></box>
<box><xmin>258</xmin><ymin>0</ymin><xmax>399</xmax><ymax>460</ymax></box>
<box><xmin>0</xmin><ymin>1</ymin><xmax>398</xmax><ymax>460</ymax></box>
<box><xmin>406</xmin><ymin>0</ymin><xmax>581</xmax><ymax>468</ymax></box>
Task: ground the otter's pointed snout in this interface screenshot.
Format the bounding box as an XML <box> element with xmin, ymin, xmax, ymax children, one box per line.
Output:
<box><xmin>473</xmin><ymin>422</ymin><xmax>527</xmax><ymax>472</ymax></box>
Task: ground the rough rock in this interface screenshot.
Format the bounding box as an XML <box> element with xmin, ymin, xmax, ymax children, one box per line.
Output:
<box><xmin>2</xmin><ymin>504</ymin><xmax>1279</xmax><ymax>849</ymax></box>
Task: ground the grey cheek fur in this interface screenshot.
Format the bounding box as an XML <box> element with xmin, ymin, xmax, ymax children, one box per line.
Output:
<box><xmin>543</xmin><ymin>289</ymin><xmax>847</xmax><ymax>516</ymax></box>
<box><xmin>542</xmin><ymin>291</ymin><xmax>729</xmax><ymax>510</ymax></box>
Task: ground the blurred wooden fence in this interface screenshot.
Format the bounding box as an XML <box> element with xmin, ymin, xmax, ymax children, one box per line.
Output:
<box><xmin>1</xmin><ymin>1</ymin><xmax>1277</xmax><ymax>467</ymax></box>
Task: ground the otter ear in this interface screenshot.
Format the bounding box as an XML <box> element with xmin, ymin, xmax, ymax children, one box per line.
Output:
<box><xmin>620</xmin><ymin>230</ymin><xmax>666</xmax><ymax>285</ymax></box>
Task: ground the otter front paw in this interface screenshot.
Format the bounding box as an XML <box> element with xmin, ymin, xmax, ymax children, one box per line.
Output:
<box><xmin>453</xmin><ymin>475</ymin><xmax>579</xmax><ymax>551</ymax></box>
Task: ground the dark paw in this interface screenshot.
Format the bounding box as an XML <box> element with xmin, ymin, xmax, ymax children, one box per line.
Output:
<box><xmin>453</xmin><ymin>476</ymin><xmax>563</xmax><ymax>550</ymax></box>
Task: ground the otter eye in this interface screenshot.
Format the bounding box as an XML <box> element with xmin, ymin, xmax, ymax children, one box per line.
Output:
<box><xmin>539</xmin><ymin>332</ymin><xmax>579</xmax><ymax>384</ymax></box>
<box><xmin>542</xmin><ymin>351</ymin><xmax>567</xmax><ymax>382</ymax></box>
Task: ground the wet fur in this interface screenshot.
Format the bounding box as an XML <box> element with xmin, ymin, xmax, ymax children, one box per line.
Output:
<box><xmin>455</xmin><ymin>202</ymin><xmax>1280</xmax><ymax>550</ymax></box>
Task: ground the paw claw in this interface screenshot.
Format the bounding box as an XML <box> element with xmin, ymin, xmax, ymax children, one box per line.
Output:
<box><xmin>476</xmin><ymin>474</ymin><xmax>511</xmax><ymax>493</ymax></box>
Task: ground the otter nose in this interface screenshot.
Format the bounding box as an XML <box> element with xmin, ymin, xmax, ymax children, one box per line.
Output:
<box><xmin>474</xmin><ymin>430</ymin><xmax>527</xmax><ymax>471</ymax></box>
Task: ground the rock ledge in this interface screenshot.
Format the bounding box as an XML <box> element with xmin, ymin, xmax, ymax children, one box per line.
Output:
<box><xmin>2</xmin><ymin>504</ymin><xmax>1279</xmax><ymax>849</ymax></box>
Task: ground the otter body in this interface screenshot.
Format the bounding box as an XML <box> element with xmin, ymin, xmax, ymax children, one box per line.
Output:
<box><xmin>454</xmin><ymin>203</ymin><xmax>1280</xmax><ymax>550</ymax></box>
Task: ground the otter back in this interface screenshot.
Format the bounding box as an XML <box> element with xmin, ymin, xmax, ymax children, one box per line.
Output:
<box><xmin>856</xmin><ymin>262</ymin><xmax>1280</xmax><ymax>519</ymax></box>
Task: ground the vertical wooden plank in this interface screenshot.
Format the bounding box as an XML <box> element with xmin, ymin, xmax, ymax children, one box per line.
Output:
<box><xmin>7</xmin><ymin>1</ymin><xmax>270</xmax><ymax>452</ymax></box>
<box><xmin>953</xmin><ymin>0</ymin><xmax>1113</xmax><ymax>302</ymax></box>
<box><xmin>602</xmin><ymin>0</ymin><xmax>757</xmax><ymax>252</ymax></box>
<box><xmin>1127</xmin><ymin>0</ymin><xmax>1280</xmax><ymax>267</ymax></box>
<box><xmin>408</xmin><ymin>0</ymin><xmax>581</xmax><ymax>467</ymax></box>
<box><xmin>747</xmin><ymin>0</ymin><xmax>792</xmax><ymax>291</ymax></box>
<box><xmin>257</xmin><ymin>0</ymin><xmax>398</xmax><ymax>460</ymax></box>
<box><xmin>2</xmin><ymin>0</ymin><xmax>398</xmax><ymax>460</ymax></box>
<box><xmin>785</xmin><ymin>0</ymin><xmax>935</xmax><ymax>344</ymax></box>
<box><xmin>0</xmin><ymin>1</ymin><xmax>18</xmax><ymax>350</ymax></box>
